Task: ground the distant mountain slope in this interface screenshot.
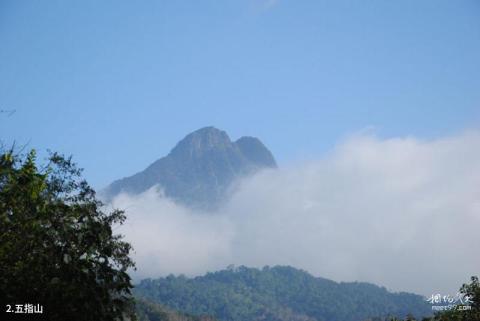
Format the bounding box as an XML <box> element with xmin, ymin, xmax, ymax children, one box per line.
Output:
<box><xmin>134</xmin><ymin>266</ymin><xmax>432</xmax><ymax>321</ymax></box>
<box><xmin>103</xmin><ymin>127</ymin><xmax>276</xmax><ymax>209</ymax></box>
<box><xmin>136</xmin><ymin>298</ymin><xmax>217</xmax><ymax>321</ymax></box>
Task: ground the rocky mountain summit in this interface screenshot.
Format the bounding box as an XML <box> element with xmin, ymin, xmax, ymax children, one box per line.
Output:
<box><xmin>103</xmin><ymin>127</ymin><xmax>276</xmax><ymax>209</ymax></box>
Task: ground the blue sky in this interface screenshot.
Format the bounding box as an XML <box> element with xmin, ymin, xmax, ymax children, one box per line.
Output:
<box><xmin>0</xmin><ymin>0</ymin><xmax>479</xmax><ymax>189</ymax></box>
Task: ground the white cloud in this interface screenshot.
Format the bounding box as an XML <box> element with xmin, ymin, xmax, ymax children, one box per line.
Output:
<box><xmin>112</xmin><ymin>190</ymin><xmax>234</xmax><ymax>277</ymax></box>
<box><xmin>112</xmin><ymin>130</ymin><xmax>480</xmax><ymax>295</ymax></box>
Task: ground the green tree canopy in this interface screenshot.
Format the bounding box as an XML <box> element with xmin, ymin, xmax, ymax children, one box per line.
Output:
<box><xmin>0</xmin><ymin>149</ymin><xmax>136</xmax><ymax>321</ymax></box>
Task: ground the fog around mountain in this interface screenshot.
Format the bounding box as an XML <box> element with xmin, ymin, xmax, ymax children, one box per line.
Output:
<box><xmin>108</xmin><ymin>128</ymin><xmax>480</xmax><ymax>296</ymax></box>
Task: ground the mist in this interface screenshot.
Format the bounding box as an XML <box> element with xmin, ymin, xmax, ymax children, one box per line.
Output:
<box><xmin>111</xmin><ymin>130</ymin><xmax>480</xmax><ymax>296</ymax></box>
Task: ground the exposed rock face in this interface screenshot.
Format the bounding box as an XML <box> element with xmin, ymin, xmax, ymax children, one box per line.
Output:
<box><xmin>103</xmin><ymin>127</ymin><xmax>276</xmax><ymax>210</ymax></box>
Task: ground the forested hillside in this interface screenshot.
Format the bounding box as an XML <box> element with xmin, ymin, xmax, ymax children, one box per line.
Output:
<box><xmin>134</xmin><ymin>266</ymin><xmax>431</xmax><ymax>321</ymax></box>
<box><xmin>136</xmin><ymin>299</ymin><xmax>217</xmax><ymax>321</ymax></box>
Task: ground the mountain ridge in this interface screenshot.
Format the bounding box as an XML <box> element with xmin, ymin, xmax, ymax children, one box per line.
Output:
<box><xmin>133</xmin><ymin>265</ymin><xmax>432</xmax><ymax>321</ymax></box>
<box><xmin>103</xmin><ymin>127</ymin><xmax>276</xmax><ymax>210</ymax></box>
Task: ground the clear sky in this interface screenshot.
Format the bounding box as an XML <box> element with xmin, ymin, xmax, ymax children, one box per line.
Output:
<box><xmin>1</xmin><ymin>0</ymin><xmax>479</xmax><ymax>189</ymax></box>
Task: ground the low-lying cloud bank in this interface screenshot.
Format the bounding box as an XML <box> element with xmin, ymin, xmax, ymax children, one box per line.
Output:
<box><xmin>111</xmin><ymin>130</ymin><xmax>480</xmax><ymax>296</ymax></box>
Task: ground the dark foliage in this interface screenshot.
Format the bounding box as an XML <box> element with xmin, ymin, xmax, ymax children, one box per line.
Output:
<box><xmin>0</xmin><ymin>150</ymin><xmax>136</xmax><ymax>321</ymax></box>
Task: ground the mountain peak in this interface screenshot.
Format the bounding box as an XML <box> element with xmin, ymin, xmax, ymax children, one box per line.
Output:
<box><xmin>170</xmin><ymin>127</ymin><xmax>231</xmax><ymax>158</ymax></box>
<box><xmin>104</xmin><ymin>127</ymin><xmax>277</xmax><ymax>210</ymax></box>
<box><xmin>235</xmin><ymin>136</ymin><xmax>277</xmax><ymax>168</ymax></box>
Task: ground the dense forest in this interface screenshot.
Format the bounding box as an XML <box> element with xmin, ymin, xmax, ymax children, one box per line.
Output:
<box><xmin>134</xmin><ymin>265</ymin><xmax>432</xmax><ymax>321</ymax></box>
<box><xmin>136</xmin><ymin>299</ymin><xmax>217</xmax><ymax>321</ymax></box>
